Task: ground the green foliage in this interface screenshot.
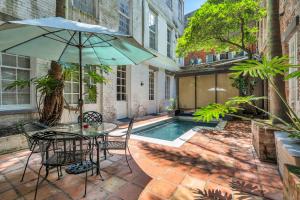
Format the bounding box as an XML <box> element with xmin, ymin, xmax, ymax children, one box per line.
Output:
<box><xmin>177</xmin><ymin>0</ymin><xmax>265</xmax><ymax>56</ymax></box>
<box><xmin>194</xmin><ymin>56</ymin><xmax>300</xmax><ymax>138</ymax></box>
<box><xmin>193</xmin><ymin>103</ymin><xmax>239</xmax><ymax>122</ymax></box>
<box><xmin>166</xmin><ymin>98</ymin><xmax>176</xmax><ymax>111</ymax></box>
<box><xmin>231</xmin><ymin>76</ymin><xmax>257</xmax><ymax>96</ymax></box>
<box><xmin>230</xmin><ymin>56</ymin><xmax>292</xmax><ymax>79</ymax></box>
<box><xmin>5</xmin><ymin>80</ymin><xmax>30</xmax><ymax>91</ymax></box>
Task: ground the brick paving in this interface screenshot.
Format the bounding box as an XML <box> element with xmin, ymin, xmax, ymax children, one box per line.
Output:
<box><xmin>0</xmin><ymin>118</ymin><xmax>283</xmax><ymax>200</ymax></box>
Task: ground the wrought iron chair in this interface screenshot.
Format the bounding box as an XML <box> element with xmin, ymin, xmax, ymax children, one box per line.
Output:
<box><xmin>78</xmin><ymin>111</ymin><xmax>103</xmax><ymax>124</ymax></box>
<box><xmin>98</xmin><ymin>118</ymin><xmax>134</xmax><ymax>173</ymax></box>
<box><xmin>16</xmin><ymin>122</ymin><xmax>48</xmax><ymax>182</ymax></box>
<box><xmin>34</xmin><ymin>131</ymin><xmax>92</xmax><ymax>200</ymax></box>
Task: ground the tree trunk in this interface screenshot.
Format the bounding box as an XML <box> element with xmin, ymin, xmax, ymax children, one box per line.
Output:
<box><xmin>39</xmin><ymin>0</ymin><xmax>66</xmax><ymax>126</ymax></box>
<box><xmin>267</xmin><ymin>0</ymin><xmax>289</xmax><ymax>123</ymax></box>
<box><xmin>40</xmin><ymin>62</ymin><xmax>64</xmax><ymax>126</ymax></box>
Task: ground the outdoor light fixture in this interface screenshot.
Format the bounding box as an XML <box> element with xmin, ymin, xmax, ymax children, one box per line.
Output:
<box><xmin>141</xmin><ymin>81</ymin><xmax>144</xmax><ymax>86</ymax></box>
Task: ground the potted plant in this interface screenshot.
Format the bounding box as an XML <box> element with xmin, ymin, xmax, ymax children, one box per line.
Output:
<box><xmin>166</xmin><ymin>98</ymin><xmax>177</xmax><ymax>116</ymax></box>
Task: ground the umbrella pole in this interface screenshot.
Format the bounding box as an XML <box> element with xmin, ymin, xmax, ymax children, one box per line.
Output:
<box><xmin>79</xmin><ymin>32</ymin><xmax>83</xmax><ymax>130</ymax></box>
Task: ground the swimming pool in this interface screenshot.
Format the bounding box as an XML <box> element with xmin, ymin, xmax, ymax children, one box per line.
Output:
<box><xmin>132</xmin><ymin>119</ymin><xmax>217</xmax><ymax>141</ymax></box>
<box><xmin>129</xmin><ymin>117</ymin><xmax>226</xmax><ymax>147</ymax></box>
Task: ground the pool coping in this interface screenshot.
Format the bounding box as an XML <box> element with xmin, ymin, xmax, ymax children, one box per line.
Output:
<box><xmin>110</xmin><ymin>117</ymin><xmax>227</xmax><ymax>148</ymax></box>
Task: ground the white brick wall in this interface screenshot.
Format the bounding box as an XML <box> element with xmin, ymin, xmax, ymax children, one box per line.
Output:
<box><xmin>0</xmin><ymin>0</ymin><xmax>56</xmax><ymax>19</ymax></box>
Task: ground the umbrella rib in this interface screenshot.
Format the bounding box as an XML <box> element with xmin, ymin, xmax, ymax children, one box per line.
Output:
<box><xmin>58</xmin><ymin>31</ymin><xmax>77</xmax><ymax>61</ymax></box>
<box><xmin>86</xmin><ymin>38</ymin><xmax>104</xmax><ymax>64</ymax></box>
<box><xmin>82</xmin><ymin>33</ymin><xmax>94</xmax><ymax>46</ymax></box>
<box><xmin>84</xmin><ymin>38</ymin><xmax>117</xmax><ymax>48</ymax></box>
<box><xmin>43</xmin><ymin>35</ymin><xmax>77</xmax><ymax>47</ymax></box>
<box><xmin>39</xmin><ymin>27</ymin><xmax>75</xmax><ymax>45</ymax></box>
<box><xmin>93</xmin><ymin>34</ymin><xmax>138</xmax><ymax>65</ymax></box>
<box><xmin>2</xmin><ymin>29</ymin><xmax>66</xmax><ymax>52</ymax></box>
<box><xmin>67</xmin><ymin>30</ymin><xmax>78</xmax><ymax>45</ymax></box>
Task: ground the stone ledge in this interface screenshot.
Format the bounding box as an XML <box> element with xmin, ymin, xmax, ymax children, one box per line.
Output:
<box><xmin>252</xmin><ymin>120</ymin><xmax>277</xmax><ymax>162</ymax></box>
<box><xmin>283</xmin><ymin>164</ymin><xmax>300</xmax><ymax>200</ymax></box>
<box><xmin>275</xmin><ymin>131</ymin><xmax>300</xmax><ymax>177</ymax></box>
<box><xmin>0</xmin><ymin>134</ymin><xmax>28</xmax><ymax>155</ymax></box>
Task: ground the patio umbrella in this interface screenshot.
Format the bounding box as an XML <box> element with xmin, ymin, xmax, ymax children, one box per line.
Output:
<box><xmin>0</xmin><ymin>17</ymin><xmax>155</xmax><ymax>126</ymax></box>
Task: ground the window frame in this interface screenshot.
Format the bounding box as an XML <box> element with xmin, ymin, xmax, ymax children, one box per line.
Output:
<box><xmin>119</xmin><ymin>0</ymin><xmax>130</xmax><ymax>34</ymax></box>
<box><xmin>149</xmin><ymin>9</ymin><xmax>158</xmax><ymax>50</ymax></box>
<box><xmin>64</xmin><ymin>66</ymin><xmax>99</xmax><ymax>105</ymax></box>
<box><xmin>166</xmin><ymin>0</ymin><xmax>172</xmax><ymax>10</ymax></box>
<box><xmin>117</xmin><ymin>65</ymin><xmax>127</xmax><ymax>101</ymax></box>
<box><xmin>167</xmin><ymin>26</ymin><xmax>172</xmax><ymax>58</ymax></box>
<box><xmin>178</xmin><ymin>0</ymin><xmax>184</xmax><ymax>22</ymax></box>
<box><xmin>165</xmin><ymin>75</ymin><xmax>171</xmax><ymax>99</ymax></box>
<box><xmin>0</xmin><ymin>53</ymin><xmax>31</xmax><ymax>109</ymax></box>
<box><xmin>149</xmin><ymin>70</ymin><xmax>155</xmax><ymax>101</ymax></box>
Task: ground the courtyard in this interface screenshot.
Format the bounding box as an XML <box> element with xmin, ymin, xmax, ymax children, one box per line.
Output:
<box><xmin>0</xmin><ymin>117</ymin><xmax>282</xmax><ymax>200</ymax></box>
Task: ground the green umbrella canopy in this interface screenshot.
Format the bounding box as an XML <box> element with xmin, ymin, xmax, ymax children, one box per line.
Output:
<box><xmin>0</xmin><ymin>17</ymin><xmax>156</xmax><ymax>125</ymax></box>
<box><xmin>0</xmin><ymin>17</ymin><xmax>155</xmax><ymax>65</ymax></box>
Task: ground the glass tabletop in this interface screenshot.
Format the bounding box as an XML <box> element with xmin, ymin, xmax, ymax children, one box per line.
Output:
<box><xmin>47</xmin><ymin>122</ymin><xmax>118</xmax><ymax>137</ymax></box>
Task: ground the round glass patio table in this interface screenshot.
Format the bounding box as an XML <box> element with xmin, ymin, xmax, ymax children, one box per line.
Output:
<box><xmin>47</xmin><ymin>122</ymin><xmax>118</xmax><ymax>175</ymax></box>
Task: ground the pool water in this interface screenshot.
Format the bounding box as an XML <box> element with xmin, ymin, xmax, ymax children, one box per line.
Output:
<box><xmin>132</xmin><ymin>119</ymin><xmax>218</xmax><ymax>141</ymax></box>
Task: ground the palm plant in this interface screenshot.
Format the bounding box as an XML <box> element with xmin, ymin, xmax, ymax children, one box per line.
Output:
<box><xmin>194</xmin><ymin>56</ymin><xmax>300</xmax><ymax>138</ymax></box>
<box><xmin>5</xmin><ymin>62</ymin><xmax>110</xmax><ymax>126</ymax></box>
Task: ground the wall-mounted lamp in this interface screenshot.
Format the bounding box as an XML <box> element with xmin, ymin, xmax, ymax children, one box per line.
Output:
<box><xmin>140</xmin><ymin>81</ymin><xmax>144</xmax><ymax>86</ymax></box>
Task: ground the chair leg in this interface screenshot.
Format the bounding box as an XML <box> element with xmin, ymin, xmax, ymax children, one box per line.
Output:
<box><xmin>34</xmin><ymin>165</ymin><xmax>43</xmax><ymax>200</ymax></box>
<box><xmin>20</xmin><ymin>151</ymin><xmax>34</xmax><ymax>182</ymax></box>
<box><xmin>84</xmin><ymin>169</ymin><xmax>88</xmax><ymax>197</ymax></box>
<box><xmin>125</xmin><ymin>147</ymin><xmax>132</xmax><ymax>173</ymax></box>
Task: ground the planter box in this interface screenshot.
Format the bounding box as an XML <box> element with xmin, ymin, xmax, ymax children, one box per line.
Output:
<box><xmin>0</xmin><ymin>134</ymin><xmax>28</xmax><ymax>155</ymax></box>
<box><xmin>275</xmin><ymin>131</ymin><xmax>300</xmax><ymax>177</ymax></box>
<box><xmin>283</xmin><ymin>164</ymin><xmax>300</xmax><ymax>200</ymax></box>
<box><xmin>251</xmin><ymin>120</ymin><xmax>277</xmax><ymax>162</ymax></box>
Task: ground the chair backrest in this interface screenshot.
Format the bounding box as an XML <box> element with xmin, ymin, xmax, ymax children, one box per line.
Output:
<box><xmin>16</xmin><ymin>122</ymin><xmax>47</xmax><ymax>150</ymax></box>
<box><xmin>78</xmin><ymin>111</ymin><xmax>103</xmax><ymax>124</ymax></box>
<box><xmin>35</xmin><ymin>131</ymin><xmax>91</xmax><ymax>166</ymax></box>
<box><xmin>125</xmin><ymin>118</ymin><xmax>134</xmax><ymax>145</ymax></box>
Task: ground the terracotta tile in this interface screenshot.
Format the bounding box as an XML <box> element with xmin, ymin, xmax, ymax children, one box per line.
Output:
<box><xmin>1</xmin><ymin>189</ymin><xmax>19</xmax><ymax>200</ymax></box>
<box><xmin>262</xmin><ymin>185</ymin><xmax>283</xmax><ymax>200</ymax></box>
<box><xmin>208</xmin><ymin>173</ymin><xmax>233</xmax><ymax>188</ymax></box>
<box><xmin>116</xmin><ymin>182</ymin><xmax>143</xmax><ymax>200</ymax></box>
<box><xmin>160</xmin><ymin>169</ymin><xmax>186</xmax><ymax>184</ymax></box>
<box><xmin>146</xmin><ymin>179</ymin><xmax>177</xmax><ymax>199</ymax></box>
<box><xmin>231</xmin><ymin>178</ymin><xmax>263</xmax><ymax>197</ymax></box>
<box><xmin>189</xmin><ymin>167</ymin><xmax>211</xmax><ymax>181</ymax></box>
<box><xmin>170</xmin><ymin>186</ymin><xmax>194</xmax><ymax>200</ymax></box>
<box><xmin>138</xmin><ymin>190</ymin><xmax>164</xmax><ymax>200</ymax></box>
<box><xmin>181</xmin><ymin>175</ymin><xmax>206</xmax><ymax>190</ymax></box>
<box><xmin>234</xmin><ymin>171</ymin><xmax>259</xmax><ymax>184</ymax></box>
<box><xmin>132</xmin><ymin>173</ymin><xmax>152</xmax><ymax>188</ymax></box>
<box><xmin>232</xmin><ymin>191</ymin><xmax>263</xmax><ymax>200</ymax></box>
<box><xmin>24</xmin><ymin>184</ymin><xmax>59</xmax><ymax>200</ymax></box>
<box><xmin>102</xmin><ymin>176</ymin><xmax>127</xmax><ymax>193</ymax></box>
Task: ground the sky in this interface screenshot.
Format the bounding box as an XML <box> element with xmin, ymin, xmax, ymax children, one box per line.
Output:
<box><xmin>184</xmin><ymin>0</ymin><xmax>206</xmax><ymax>14</ymax></box>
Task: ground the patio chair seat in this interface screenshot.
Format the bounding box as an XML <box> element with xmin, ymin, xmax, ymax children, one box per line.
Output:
<box><xmin>99</xmin><ymin>141</ymin><xmax>126</xmax><ymax>150</ymax></box>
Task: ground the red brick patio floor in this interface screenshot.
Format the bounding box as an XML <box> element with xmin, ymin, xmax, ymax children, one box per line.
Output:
<box><xmin>0</xmin><ymin>118</ymin><xmax>283</xmax><ymax>200</ymax></box>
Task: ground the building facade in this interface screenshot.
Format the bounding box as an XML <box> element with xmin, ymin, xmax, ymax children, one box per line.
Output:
<box><xmin>257</xmin><ymin>0</ymin><xmax>300</xmax><ymax>115</ymax></box>
<box><xmin>0</xmin><ymin>0</ymin><xmax>184</xmax><ymax>125</ymax></box>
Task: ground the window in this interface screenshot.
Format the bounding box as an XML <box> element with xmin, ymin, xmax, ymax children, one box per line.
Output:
<box><xmin>165</xmin><ymin>76</ymin><xmax>170</xmax><ymax>99</ymax></box>
<box><xmin>64</xmin><ymin>69</ymin><xmax>79</xmax><ymax>105</ymax></box>
<box><xmin>119</xmin><ymin>0</ymin><xmax>130</xmax><ymax>34</ymax></box>
<box><xmin>84</xmin><ymin>65</ymin><xmax>97</xmax><ymax>104</ymax></box>
<box><xmin>73</xmin><ymin>0</ymin><xmax>95</xmax><ymax>16</ymax></box>
<box><xmin>167</xmin><ymin>26</ymin><xmax>172</xmax><ymax>58</ymax></box>
<box><xmin>149</xmin><ymin>10</ymin><xmax>157</xmax><ymax>50</ymax></box>
<box><xmin>149</xmin><ymin>70</ymin><xmax>155</xmax><ymax>100</ymax></box>
<box><xmin>0</xmin><ymin>53</ymin><xmax>30</xmax><ymax>107</ymax></box>
<box><xmin>166</xmin><ymin>0</ymin><xmax>172</xmax><ymax>9</ymax></box>
<box><xmin>117</xmin><ymin>66</ymin><xmax>127</xmax><ymax>101</ymax></box>
<box><xmin>178</xmin><ymin>0</ymin><xmax>183</xmax><ymax>21</ymax></box>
